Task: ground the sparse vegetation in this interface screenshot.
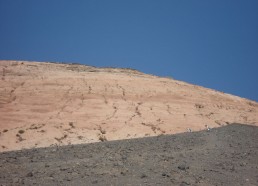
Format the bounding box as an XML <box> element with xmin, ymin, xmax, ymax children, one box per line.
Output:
<box><xmin>103</xmin><ymin>95</ymin><xmax>108</xmax><ymax>104</ymax></box>
<box><xmin>2</xmin><ymin>68</ymin><xmax>5</xmax><ymax>80</ymax></box>
<box><xmin>195</xmin><ymin>103</ymin><xmax>204</xmax><ymax>109</ymax></box>
<box><xmin>248</xmin><ymin>101</ymin><xmax>258</xmax><ymax>107</ymax></box>
<box><xmin>77</xmin><ymin>136</ymin><xmax>83</xmax><ymax>140</ymax></box>
<box><xmin>88</xmin><ymin>86</ymin><xmax>92</xmax><ymax>94</ymax></box>
<box><xmin>16</xmin><ymin>134</ymin><xmax>24</xmax><ymax>142</ymax></box>
<box><xmin>141</xmin><ymin>122</ymin><xmax>164</xmax><ymax>134</ymax></box>
<box><xmin>99</xmin><ymin>135</ymin><xmax>107</xmax><ymax>142</ymax></box>
<box><xmin>215</xmin><ymin>120</ymin><xmax>222</xmax><ymax>126</ymax></box>
<box><xmin>18</xmin><ymin>130</ymin><xmax>25</xmax><ymax>134</ymax></box>
<box><xmin>99</xmin><ymin>127</ymin><xmax>106</xmax><ymax>134</ymax></box>
<box><xmin>29</xmin><ymin>123</ymin><xmax>45</xmax><ymax>130</ymax></box>
<box><xmin>55</xmin><ymin>134</ymin><xmax>68</xmax><ymax>143</ymax></box>
<box><xmin>69</xmin><ymin>122</ymin><xmax>75</xmax><ymax>128</ymax></box>
<box><xmin>164</xmin><ymin>76</ymin><xmax>174</xmax><ymax>80</ymax></box>
<box><xmin>136</xmin><ymin>106</ymin><xmax>141</xmax><ymax>116</ymax></box>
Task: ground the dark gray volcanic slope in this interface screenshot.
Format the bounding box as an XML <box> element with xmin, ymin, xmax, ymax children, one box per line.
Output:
<box><xmin>0</xmin><ymin>124</ymin><xmax>258</xmax><ymax>186</ymax></box>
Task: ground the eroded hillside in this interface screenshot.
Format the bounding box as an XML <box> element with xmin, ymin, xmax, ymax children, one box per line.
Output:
<box><xmin>0</xmin><ymin>60</ymin><xmax>258</xmax><ymax>151</ymax></box>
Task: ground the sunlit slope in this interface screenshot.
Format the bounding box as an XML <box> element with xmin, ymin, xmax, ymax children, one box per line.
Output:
<box><xmin>0</xmin><ymin>60</ymin><xmax>257</xmax><ymax>151</ymax></box>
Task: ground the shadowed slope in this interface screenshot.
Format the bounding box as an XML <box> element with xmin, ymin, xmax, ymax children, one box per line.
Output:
<box><xmin>0</xmin><ymin>124</ymin><xmax>257</xmax><ymax>185</ymax></box>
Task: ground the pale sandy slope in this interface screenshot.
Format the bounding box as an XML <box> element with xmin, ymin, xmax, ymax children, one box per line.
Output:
<box><xmin>0</xmin><ymin>60</ymin><xmax>257</xmax><ymax>152</ymax></box>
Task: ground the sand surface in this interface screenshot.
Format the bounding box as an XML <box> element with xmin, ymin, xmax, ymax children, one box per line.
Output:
<box><xmin>0</xmin><ymin>60</ymin><xmax>258</xmax><ymax>151</ymax></box>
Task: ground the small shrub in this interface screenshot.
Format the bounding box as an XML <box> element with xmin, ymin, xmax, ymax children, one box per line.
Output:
<box><xmin>69</xmin><ymin>122</ymin><xmax>75</xmax><ymax>128</ymax></box>
<box><xmin>18</xmin><ymin>130</ymin><xmax>25</xmax><ymax>134</ymax></box>
<box><xmin>3</xmin><ymin>129</ymin><xmax>8</xmax><ymax>133</ymax></box>
<box><xmin>78</xmin><ymin>136</ymin><xmax>83</xmax><ymax>140</ymax></box>
<box><xmin>16</xmin><ymin>134</ymin><xmax>24</xmax><ymax>141</ymax></box>
<box><xmin>99</xmin><ymin>135</ymin><xmax>107</xmax><ymax>142</ymax></box>
<box><xmin>195</xmin><ymin>103</ymin><xmax>204</xmax><ymax>109</ymax></box>
<box><xmin>100</xmin><ymin>127</ymin><xmax>106</xmax><ymax>134</ymax></box>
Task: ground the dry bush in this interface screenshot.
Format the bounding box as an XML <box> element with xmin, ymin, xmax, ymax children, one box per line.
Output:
<box><xmin>18</xmin><ymin>130</ymin><xmax>25</xmax><ymax>134</ymax></box>
<box><xmin>69</xmin><ymin>122</ymin><xmax>75</xmax><ymax>128</ymax></box>
<box><xmin>100</xmin><ymin>127</ymin><xmax>106</xmax><ymax>134</ymax></box>
<box><xmin>195</xmin><ymin>103</ymin><xmax>204</xmax><ymax>109</ymax></box>
<box><xmin>99</xmin><ymin>135</ymin><xmax>107</xmax><ymax>142</ymax></box>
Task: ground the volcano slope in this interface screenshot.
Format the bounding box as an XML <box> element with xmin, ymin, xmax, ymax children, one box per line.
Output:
<box><xmin>0</xmin><ymin>60</ymin><xmax>258</xmax><ymax>152</ymax></box>
<box><xmin>0</xmin><ymin>124</ymin><xmax>257</xmax><ymax>186</ymax></box>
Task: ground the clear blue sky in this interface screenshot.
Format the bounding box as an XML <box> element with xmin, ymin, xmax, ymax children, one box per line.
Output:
<box><xmin>1</xmin><ymin>1</ymin><xmax>258</xmax><ymax>101</ymax></box>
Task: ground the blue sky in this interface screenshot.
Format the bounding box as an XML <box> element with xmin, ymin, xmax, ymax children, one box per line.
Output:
<box><xmin>0</xmin><ymin>1</ymin><xmax>258</xmax><ymax>101</ymax></box>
